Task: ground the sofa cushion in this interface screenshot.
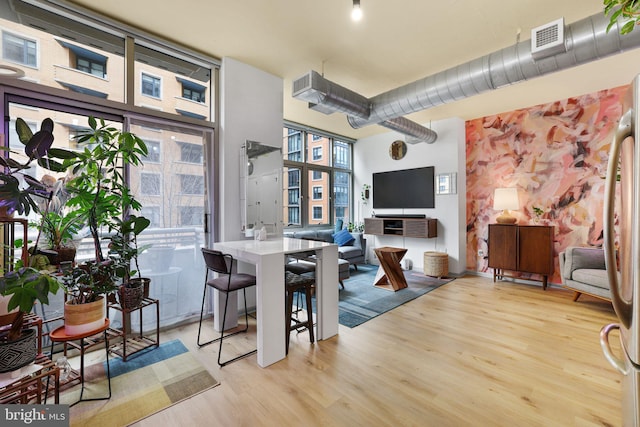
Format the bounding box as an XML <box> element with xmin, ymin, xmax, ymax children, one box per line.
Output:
<box><xmin>338</xmin><ymin>246</ymin><xmax>362</xmax><ymax>259</ymax></box>
<box><xmin>562</xmin><ymin>247</ymin><xmax>606</xmax><ymax>279</ymax></box>
<box><xmin>572</xmin><ymin>269</ymin><xmax>611</xmax><ymax>290</ymax></box>
<box><xmin>316</xmin><ymin>230</ymin><xmax>335</xmax><ymax>243</ymax></box>
<box><xmin>290</xmin><ymin>230</ymin><xmax>318</xmax><ymax>240</ymax></box>
<box><xmin>332</xmin><ymin>229</ymin><xmax>355</xmax><ymax>246</ymax></box>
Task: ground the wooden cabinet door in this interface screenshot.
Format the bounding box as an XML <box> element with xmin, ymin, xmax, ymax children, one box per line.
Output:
<box><xmin>364</xmin><ymin>218</ymin><xmax>383</xmax><ymax>235</ymax></box>
<box><xmin>488</xmin><ymin>224</ymin><xmax>517</xmax><ymax>270</ymax></box>
<box><xmin>517</xmin><ymin>225</ymin><xmax>554</xmax><ymax>275</ymax></box>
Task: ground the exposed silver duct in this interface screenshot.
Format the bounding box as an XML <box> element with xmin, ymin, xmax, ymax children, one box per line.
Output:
<box><xmin>293</xmin><ymin>70</ymin><xmax>435</xmax><ymax>142</ymax></box>
<box><xmin>293</xmin><ymin>70</ymin><xmax>370</xmax><ymax>118</ymax></box>
<box><xmin>347</xmin><ymin>12</ymin><xmax>640</xmax><ymax>129</ymax></box>
<box><xmin>379</xmin><ymin>117</ymin><xmax>437</xmax><ymax>144</ymax></box>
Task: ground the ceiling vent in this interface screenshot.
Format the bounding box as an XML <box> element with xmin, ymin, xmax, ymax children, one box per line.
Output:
<box><xmin>292</xmin><ymin>70</ymin><xmax>370</xmax><ymax>118</ymax></box>
<box><xmin>531</xmin><ymin>17</ymin><xmax>566</xmax><ymax>60</ymax></box>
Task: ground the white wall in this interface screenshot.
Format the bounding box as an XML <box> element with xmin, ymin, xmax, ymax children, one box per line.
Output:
<box><xmin>218</xmin><ymin>57</ymin><xmax>283</xmax><ymax>313</ymax></box>
<box><xmin>353</xmin><ymin>117</ymin><xmax>467</xmax><ymax>275</ymax></box>
<box><xmin>219</xmin><ymin>57</ymin><xmax>283</xmax><ymax>242</ymax></box>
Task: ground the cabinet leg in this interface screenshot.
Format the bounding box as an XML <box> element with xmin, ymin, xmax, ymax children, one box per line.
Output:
<box><xmin>542</xmin><ymin>276</ymin><xmax>548</xmax><ymax>290</ymax></box>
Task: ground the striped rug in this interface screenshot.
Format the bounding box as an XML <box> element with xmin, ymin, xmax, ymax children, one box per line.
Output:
<box><xmin>63</xmin><ymin>339</ymin><xmax>218</xmax><ymax>427</ymax></box>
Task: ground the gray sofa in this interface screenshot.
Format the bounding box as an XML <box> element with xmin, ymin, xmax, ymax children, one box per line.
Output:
<box><xmin>284</xmin><ymin>229</ymin><xmax>366</xmax><ymax>289</ymax></box>
<box><xmin>558</xmin><ymin>246</ymin><xmax>612</xmax><ymax>302</ymax></box>
<box><xmin>284</xmin><ymin>229</ymin><xmax>366</xmax><ymax>269</ymax></box>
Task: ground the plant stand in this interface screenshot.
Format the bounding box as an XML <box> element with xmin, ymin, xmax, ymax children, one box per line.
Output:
<box><xmin>107</xmin><ymin>297</ymin><xmax>159</xmax><ymax>361</ymax></box>
<box><xmin>0</xmin><ymin>314</ymin><xmax>60</xmax><ymax>404</ymax></box>
<box><xmin>0</xmin><ymin>354</ymin><xmax>59</xmax><ymax>404</ymax></box>
<box><xmin>48</xmin><ymin>319</ymin><xmax>111</xmax><ymax>407</ymax></box>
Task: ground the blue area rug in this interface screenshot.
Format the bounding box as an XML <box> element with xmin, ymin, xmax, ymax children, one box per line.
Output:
<box><xmin>106</xmin><ymin>339</ymin><xmax>188</xmax><ymax>378</ymax></box>
<box><xmin>337</xmin><ymin>264</ymin><xmax>453</xmax><ymax>328</ymax></box>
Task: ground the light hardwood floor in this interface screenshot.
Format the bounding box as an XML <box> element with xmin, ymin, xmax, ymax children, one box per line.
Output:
<box><xmin>135</xmin><ymin>275</ymin><xmax>622</xmax><ymax>427</ymax></box>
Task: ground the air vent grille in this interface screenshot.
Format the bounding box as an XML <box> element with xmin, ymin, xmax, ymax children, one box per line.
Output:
<box><xmin>293</xmin><ymin>72</ymin><xmax>311</xmax><ymax>94</ymax></box>
<box><xmin>531</xmin><ymin>17</ymin><xmax>566</xmax><ymax>60</ymax></box>
<box><xmin>536</xmin><ymin>25</ymin><xmax>559</xmax><ymax>48</ymax></box>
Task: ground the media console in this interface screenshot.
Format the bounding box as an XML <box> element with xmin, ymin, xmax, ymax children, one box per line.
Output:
<box><xmin>372</xmin><ymin>214</ymin><xmax>426</xmax><ymax>219</ymax></box>
<box><xmin>364</xmin><ymin>217</ymin><xmax>437</xmax><ymax>238</ymax></box>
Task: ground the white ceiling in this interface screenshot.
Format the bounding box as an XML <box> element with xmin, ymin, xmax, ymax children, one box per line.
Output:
<box><xmin>69</xmin><ymin>0</ymin><xmax>640</xmax><ymax>139</ymax></box>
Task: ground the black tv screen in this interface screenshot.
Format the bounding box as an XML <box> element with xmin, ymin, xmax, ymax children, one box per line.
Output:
<box><xmin>373</xmin><ymin>167</ymin><xmax>435</xmax><ymax>209</ymax></box>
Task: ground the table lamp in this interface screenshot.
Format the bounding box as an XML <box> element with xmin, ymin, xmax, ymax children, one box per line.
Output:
<box><xmin>493</xmin><ymin>188</ymin><xmax>519</xmax><ymax>224</ymax></box>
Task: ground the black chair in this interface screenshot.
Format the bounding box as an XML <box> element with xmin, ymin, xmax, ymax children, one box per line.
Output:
<box><xmin>197</xmin><ymin>248</ymin><xmax>257</xmax><ymax>366</ymax></box>
<box><xmin>285</xmin><ymin>271</ymin><xmax>315</xmax><ymax>354</ymax></box>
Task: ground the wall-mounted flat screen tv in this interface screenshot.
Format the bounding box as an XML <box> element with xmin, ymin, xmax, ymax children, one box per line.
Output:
<box><xmin>373</xmin><ymin>166</ymin><xmax>435</xmax><ymax>209</ymax></box>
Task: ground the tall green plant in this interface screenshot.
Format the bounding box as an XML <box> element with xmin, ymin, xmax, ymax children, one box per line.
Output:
<box><xmin>0</xmin><ymin>118</ymin><xmax>75</xmax><ymax>216</ymax></box>
<box><xmin>64</xmin><ymin>117</ymin><xmax>148</xmax><ymax>262</ymax></box>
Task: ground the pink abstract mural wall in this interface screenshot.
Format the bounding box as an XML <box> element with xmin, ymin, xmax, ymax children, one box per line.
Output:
<box><xmin>466</xmin><ymin>85</ymin><xmax>627</xmax><ymax>284</ymax></box>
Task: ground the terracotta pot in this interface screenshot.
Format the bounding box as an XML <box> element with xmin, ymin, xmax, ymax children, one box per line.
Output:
<box><xmin>0</xmin><ymin>329</ymin><xmax>37</xmax><ymax>373</ymax></box>
<box><xmin>64</xmin><ymin>297</ymin><xmax>106</xmax><ymax>335</ymax></box>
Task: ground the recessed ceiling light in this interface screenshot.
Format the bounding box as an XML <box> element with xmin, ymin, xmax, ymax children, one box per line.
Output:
<box><xmin>351</xmin><ymin>0</ymin><xmax>362</xmax><ymax>21</ymax></box>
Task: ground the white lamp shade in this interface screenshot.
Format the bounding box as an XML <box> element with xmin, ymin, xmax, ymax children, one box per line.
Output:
<box><xmin>493</xmin><ymin>188</ymin><xmax>519</xmax><ymax>210</ymax></box>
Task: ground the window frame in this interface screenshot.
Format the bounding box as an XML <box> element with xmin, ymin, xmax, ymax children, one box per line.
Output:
<box><xmin>141</xmin><ymin>72</ymin><xmax>162</xmax><ymax>99</ymax></box>
<box><xmin>2</xmin><ymin>30</ymin><xmax>38</xmax><ymax>68</ymax></box>
<box><xmin>139</xmin><ymin>172</ymin><xmax>162</xmax><ymax>196</ymax></box>
<box><xmin>282</xmin><ymin>124</ymin><xmax>354</xmax><ymax>230</ymax></box>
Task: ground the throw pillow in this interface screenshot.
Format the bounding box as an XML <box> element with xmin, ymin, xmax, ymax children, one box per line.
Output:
<box><xmin>332</xmin><ymin>228</ymin><xmax>355</xmax><ymax>246</ymax></box>
<box><xmin>334</xmin><ymin>219</ymin><xmax>344</xmax><ymax>233</ymax></box>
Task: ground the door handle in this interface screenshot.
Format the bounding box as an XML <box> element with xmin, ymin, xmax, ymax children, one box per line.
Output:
<box><xmin>600</xmin><ymin>323</ymin><xmax>628</xmax><ymax>375</ymax></box>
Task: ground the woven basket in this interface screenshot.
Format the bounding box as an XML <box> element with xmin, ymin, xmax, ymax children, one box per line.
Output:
<box><xmin>424</xmin><ymin>251</ymin><xmax>448</xmax><ymax>278</ymax></box>
<box><xmin>118</xmin><ymin>281</ymin><xmax>145</xmax><ymax>309</ymax></box>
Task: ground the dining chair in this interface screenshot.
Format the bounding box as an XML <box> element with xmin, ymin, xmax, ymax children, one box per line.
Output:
<box><xmin>197</xmin><ymin>248</ymin><xmax>257</xmax><ymax>366</ymax></box>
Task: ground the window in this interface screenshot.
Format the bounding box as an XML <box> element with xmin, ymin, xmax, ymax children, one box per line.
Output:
<box><xmin>285</xmin><ymin>128</ymin><xmax>302</xmax><ymax>162</ymax></box>
<box><xmin>179</xmin><ymin>142</ymin><xmax>203</xmax><ymax>164</ymax></box>
<box><xmin>140</xmin><ymin>206</ymin><xmax>161</xmax><ymax>227</ymax></box>
<box><xmin>288</xmin><ymin>188</ymin><xmax>299</xmax><ymax>205</ymax></box>
<box><xmin>312</xmin><ymin>186</ymin><xmax>323</xmax><ymax>200</ymax></box>
<box><xmin>140</xmin><ymin>173</ymin><xmax>161</xmax><ymax>196</ymax></box>
<box><xmin>312</xmin><ymin>146</ymin><xmax>322</xmax><ymax>161</ymax></box>
<box><xmin>288</xmin><ymin>207</ymin><xmax>300</xmax><ymax>226</ymax></box>
<box><xmin>144</xmin><ymin>140</ymin><xmax>161</xmax><ymax>163</ymax></box>
<box><xmin>77</xmin><ymin>55</ymin><xmax>106</xmax><ymax>78</ymax></box>
<box><xmin>312</xmin><ymin>206</ymin><xmax>323</xmax><ymax>221</ymax></box>
<box><xmin>141</xmin><ymin>73</ymin><xmax>161</xmax><ymax>98</ymax></box>
<box><xmin>182</xmin><ymin>86</ymin><xmax>205</xmax><ymax>103</ymax></box>
<box><xmin>282</xmin><ymin>125</ymin><xmax>354</xmax><ymax>229</ymax></box>
<box><xmin>180</xmin><ymin>206</ymin><xmax>204</xmax><ymax>226</ymax></box>
<box><xmin>180</xmin><ymin>174</ymin><xmax>204</xmax><ymax>195</ymax></box>
<box><xmin>2</xmin><ymin>31</ymin><xmax>37</xmax><ymax>67</ymax></box>
<box><xmin>334</xmin><ymin>140</ymin><xmax>351</xmax><ymax>169</ymax></box>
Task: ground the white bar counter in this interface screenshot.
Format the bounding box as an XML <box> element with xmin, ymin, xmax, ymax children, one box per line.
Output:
<box><xmin>214</xmin><ymin>237</ymin><xmax>339</xmax><ymax>367</ymax></box>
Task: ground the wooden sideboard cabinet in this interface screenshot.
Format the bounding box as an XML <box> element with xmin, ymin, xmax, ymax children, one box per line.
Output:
<box><xmin>364</xmin><ymin>217</ymin><xmax>437</xmax><ymax>238</ymax></box>
<box><xmin>488</xmin><ymin>224</ymin><xmax>554</xmax><ymax>289</ymax></box>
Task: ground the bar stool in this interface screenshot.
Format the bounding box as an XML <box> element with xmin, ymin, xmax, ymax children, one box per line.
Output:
<box><xmin>197</xmin><ymin>248</ymin><xmax>257</xmax><ymax>367</ymax></box>
<box><xmin>285</xmin><ymin>271</ymin><xmax>315</xmax><ymax>354</ymax></box>
<box><xmin>48</xmin><ymin>319</ymin><xmax>111</xmax><ymax>407</ymax></box>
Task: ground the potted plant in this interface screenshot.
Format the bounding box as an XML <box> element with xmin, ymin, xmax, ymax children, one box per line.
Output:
<box><xmin>37</xmin><ymin>211</ymin><xmax>82</xmax><ymax>265</ymax></box>
<box><xmin>60</xmin><ymin>117</ymin><xmax>149</xmax><ymax>329</ymax></box>
<box><xmin>107</xmin><ymin>214</ymin><xmax>151</xmax><ymax>309</ymax></box>
<box><xmin>0</xmin><ymin>117</ymin><xmax>76</xmax><ymax>370</ymax></box>
<box><xmin>0</xmin><ymin>118</ymin><xmax>73</xmax><ymax>217</ymax></box>
<box><xmin>0</xmin><ymin>267</ymin><xmax>59</xmax><ymax>372</ymax></box>
<box><xmin>64</xmin><ymin>117</ymin><xmax>148</xmax><ymax>262</ymax></box>
<box><xmin>532</xmin><ymin>206</ymin><xmax>544</xmax><ymax>224</ymax></box>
